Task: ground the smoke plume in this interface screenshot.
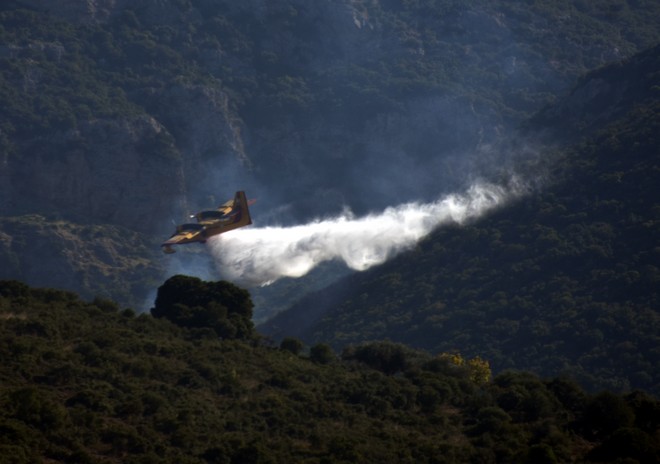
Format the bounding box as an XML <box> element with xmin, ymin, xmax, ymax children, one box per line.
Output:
<box><xmin>210</xmin><ymin>179</ymin><xmax>522</xmax><ymax>287</ymax></box>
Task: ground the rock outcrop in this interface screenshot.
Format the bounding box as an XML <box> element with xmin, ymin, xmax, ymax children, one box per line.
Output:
<box><xmin>0</xmin><ymin>215</ymin><xmax>163</xmax><ymax>307</ymax></box>
<box><xmin>5</xmin><ymin>115</ymin><xmax>184</xmax><ymax>234</ymax></box>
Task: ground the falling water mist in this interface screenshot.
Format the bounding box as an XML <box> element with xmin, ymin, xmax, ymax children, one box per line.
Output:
<box><xmin>209</xmin><ymin>178</ymin><xmax>524</xmax><ymax>287</ymax></box>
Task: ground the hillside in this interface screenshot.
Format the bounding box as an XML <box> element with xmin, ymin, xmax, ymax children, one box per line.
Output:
<box><xmin>2</xmin><ymin>279</ymin><xmax>660</xmax><ymax>463</ymax></box>
<box><xmin>0</xmin><ymin>215</ymin><xmax>164</xmax><ymax>303</ymax></box>
<box><xmin>2</xmin><ymin>1</ymin><xmax>660</xmax><ymax>306</ymax></box>
<box><xmin>260</xmin><ymin>44</ymin><xmax>660</xmax><ymax>395</ymax></box>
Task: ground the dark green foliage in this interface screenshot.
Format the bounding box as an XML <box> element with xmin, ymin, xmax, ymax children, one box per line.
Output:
<box><xmin>546</xmin><ymin>377</ymin><xmax>588</xmax><ymax>414</ymax></box>
<box><xmin>587</xmin><ymin>427</ymin><xmax>660</xmax><ymax>464</ymax></box>
<box><xmin>0</xmin><ymin>279</ymin><xmax>659</xmax><ymax>462</ymax></box>
<box><xmin>526</xmin><ymin>444</ymin><xmax>559</xmax><ymax>464</ymax></box>
<box><xmin>581</xmin><ymin>391</ymin><xmax>635</xmax><ymax>439</ymax></box>
<box><xmin>151</xmin><ymin>275</ymin><xmax>255</xmax><ymax>340</ymax></box>
<box><xmin>309</xmin><ymin>343</ymin><xmax>335</xmax><ymax>365</ymax></box>
<box><xmin>627</xmin><ymin>390</ymin><xmax>660</xmax><ymax>433</ymax></box>
<box><xmin>1</xmin><ymin>2</ymin><xmax>660</xmax><ymax>460</ymax></box>
<box><xmin>1</xmin><ymin>0</ymin><xmax>658</xmax><ymax>168</ymax></box>
<box><xmin>8</xmin><ymin>387</ymin><xmax>67</xmax><ymax>431</ymax></box>
<box><xmin>279</xmin><ymin>336</ymin><xmax>303</xmax><ymax>355</ymax></box>
<box><xmin>0</xmin><ymin>279</ymin><xmax>31</xmax><ymax>299</ymax></box>
<box><xmin>342</xmin><ymin>341</ymin><xmax>413</xmax><ymax>375</ymax></box>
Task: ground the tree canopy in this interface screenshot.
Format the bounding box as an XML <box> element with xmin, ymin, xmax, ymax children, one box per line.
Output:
<box><xmin>1</xmin><ymin>279</ymin><xmax>659</xmax><ymax>462</ymax></box>
<box><xmin>152</xmin><ymin>275</ymin><xmax>255</xmax><ymax>340</ymax></box>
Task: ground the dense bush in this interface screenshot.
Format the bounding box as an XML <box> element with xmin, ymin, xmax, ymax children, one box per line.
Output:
<box><xmin>151</xmin><ymin>275</ymin><xmax>255</xmax><ymax>340</ymax></box>
<box><xmin>3</xmin><ymin>279</ymin><xmax>658</xmax><ymax>462</ymax></box>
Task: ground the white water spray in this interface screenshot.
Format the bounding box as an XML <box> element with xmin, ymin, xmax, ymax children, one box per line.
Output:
<box><xmin>210</xmin><ymin>180</ymin><xmax>521</xmax><ymax>286</ymax></box>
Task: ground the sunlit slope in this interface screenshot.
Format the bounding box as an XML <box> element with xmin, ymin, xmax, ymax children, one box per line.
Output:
<box><xmin>260</xmin><ymin>46</ymin><xmax>660</xmax><ymax>394</ymax></box>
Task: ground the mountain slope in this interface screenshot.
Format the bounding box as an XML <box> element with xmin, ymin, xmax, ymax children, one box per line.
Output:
<box><xmin>2</xmin><ymin>1</ymin><xmax>660</xmax><ymax>306</ymax></box>
<box><xmin>2</xmin><ymin>279</ymin><xmax>660</xmax><ymax>463</ymax></box>
<box><xmin>260</xmin><ymin>45</ymin><xmax>660</xmax><ymax>394</ymax></box>
<box><xmin>0</xmin><ymin>215</ymin><xmax>164</xmax><ymax>303</ymax></box>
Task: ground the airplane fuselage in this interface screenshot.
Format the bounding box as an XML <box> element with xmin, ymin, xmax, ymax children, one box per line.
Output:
<box><xmin>161</xmin><ymin>191</ymin><xmax>253</xmax><ymax>253</ymax></box>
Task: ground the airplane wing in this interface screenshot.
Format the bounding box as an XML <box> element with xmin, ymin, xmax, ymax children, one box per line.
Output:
<box><xmin>161</xmin><ymin>223</ymin><xmax>206</xmax><ymax>253</ymax></box>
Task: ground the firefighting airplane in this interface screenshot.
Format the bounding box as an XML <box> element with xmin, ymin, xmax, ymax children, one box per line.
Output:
<box><xmin>161</xmin><ymin>191</ymin><xmax>255</xmax><ymax>254</ymax></box>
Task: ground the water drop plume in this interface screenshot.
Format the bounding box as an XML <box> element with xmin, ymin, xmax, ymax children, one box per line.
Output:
<box><xmin>210</xmin><ymin>180</ymin><xmax>520</xmax><ymax>286</ymax></box>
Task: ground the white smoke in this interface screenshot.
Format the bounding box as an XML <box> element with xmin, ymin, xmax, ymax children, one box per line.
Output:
<box><xmin>210</xmin><ymin>180</ymin><xmax>522</xmax><ymax>286</ymax></box>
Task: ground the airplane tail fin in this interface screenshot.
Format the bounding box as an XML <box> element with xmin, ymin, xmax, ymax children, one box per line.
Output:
<box><xmin>236</xmin><ymin>191</ymin><xmax>252</xmax><ymax>226</ymax></box>
<box><xmin>224</xmin><ymin>191</ymin><xmax>252</xmax><ymax>232</ymax></box>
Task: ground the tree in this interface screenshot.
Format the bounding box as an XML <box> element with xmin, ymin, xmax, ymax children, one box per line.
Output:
<box><xmin>309</xmin><ymin>343</ymin><xmax>335</xmax><ymax>364</ymax></box>
<box><xmin>151</xmin><ymin>275</ymin><xmax>255</xmax><ymax>339</ymax></box>
<box><xmin>342</xmin><ymin>341</ymin><xmax>411</xmax><ymax>375</ymax></box>
<box><xmin>280</xmin><ymin>337</ymin><xmax>303</xmax><ymax>355</ymax></box>
<box><xmin>467</xmin><ymin>357</ymin><xmax>492</xmax><ymax>385</ymax></box>
<box><xmin>526</xmin><ymin>444</ymin><xmax>558</xmax><ymax>464</ymax></box>
<box><xmin>587</xmin><ymin>427</ymin><xmax>660</xmax><ymax>464</ymax></box>
<box><xmin>581</xmin><ymin>391</ymin><xmax>635</xmax><ymax>439</ymax></box>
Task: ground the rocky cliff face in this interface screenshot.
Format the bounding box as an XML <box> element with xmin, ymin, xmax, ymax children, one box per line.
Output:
<box><xmin>4</xmin><ymin>115</ymin><xmax>183</xmax><ymax>234</ymax></box>
<box><xmin>148</xmin><ymin>83</ymin><xmax>252</xmax><ymax>211</ymax></box>
<box><xmin>0</xmin><ymin>215</ymin><xmax>162</xmax><ymax>306</ymax></box>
